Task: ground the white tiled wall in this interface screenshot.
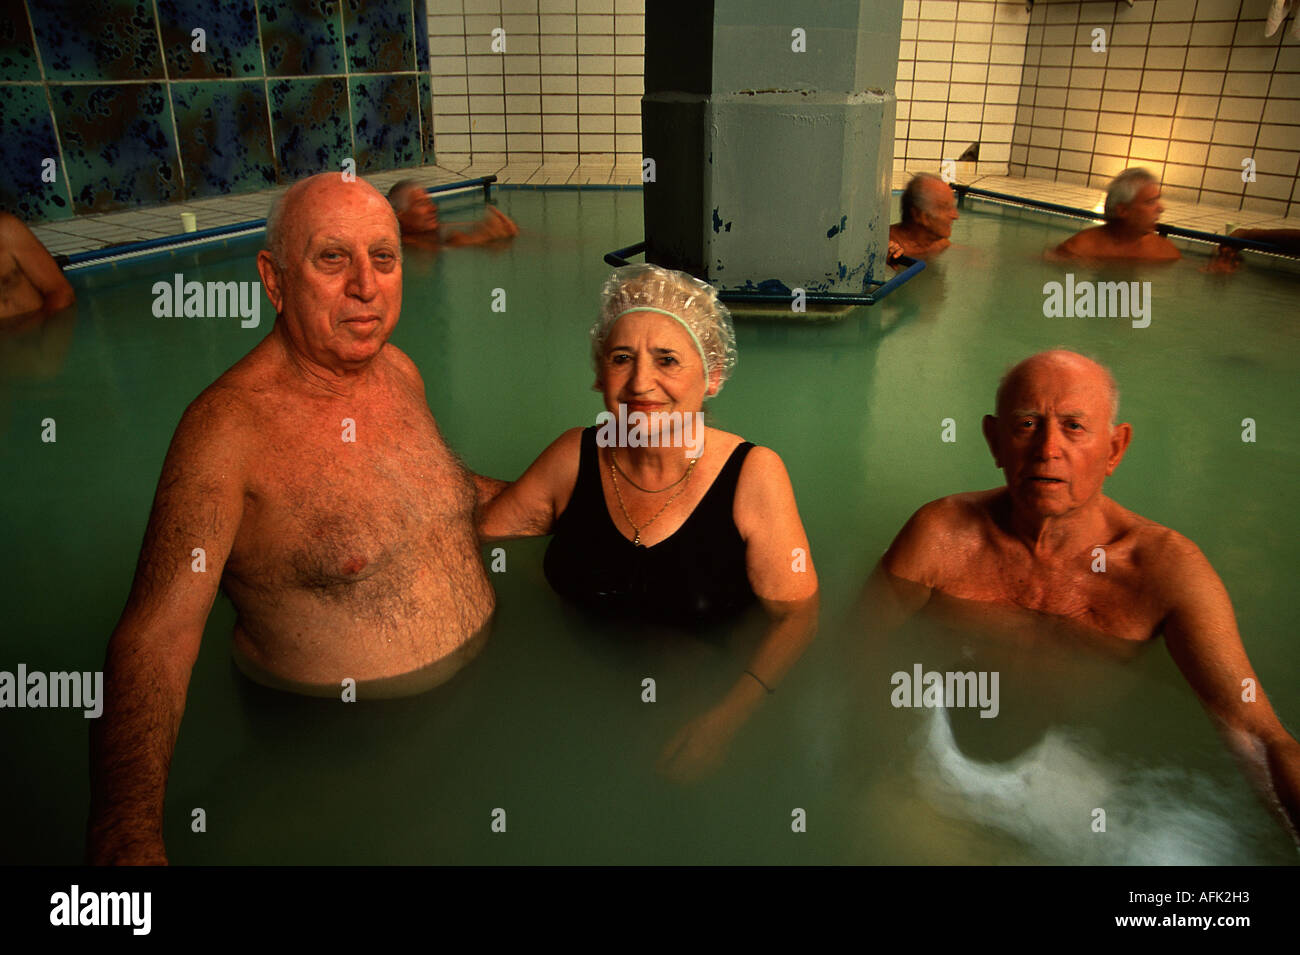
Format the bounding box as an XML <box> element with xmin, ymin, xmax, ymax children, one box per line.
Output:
<box><xmin>428</xmin><ymin>0</ymin><xmax>645</xmax><ymax>168</ymax></box>
<box><xmin>435</xmin><ymin>0</ymin><xmax>1029</xmax><ymax>176</ymax></box>
<box><xmin>1009</xmin><ymin>0</ymin><xmax>1300</xmax><ymax>217</ymax></box>
<box><xmin>895</xmin><ymin>0</ymin><xmax>1032</xmax><ymax>178</ymax></box>
<box><xmin>429</xmin><ymin>0</ymin><xmax>1298</xmax><ymax>217</ymax></box>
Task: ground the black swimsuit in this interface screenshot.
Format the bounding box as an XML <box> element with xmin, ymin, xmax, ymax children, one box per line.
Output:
<box><xmin>543</xmin><ymin>427</ymin><xmax>757</xmax><ymax>627</ymax></box>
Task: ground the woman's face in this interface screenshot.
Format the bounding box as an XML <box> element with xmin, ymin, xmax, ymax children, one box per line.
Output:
<box><xmin>596</xmin><ymin>310</ymin><xmax>717</xmax><ymax>419</ymax></box>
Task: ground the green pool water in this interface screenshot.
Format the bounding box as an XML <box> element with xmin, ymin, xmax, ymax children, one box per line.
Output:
<box><xmin>1</xmin><ymin>189</ymin><xmax>1296</xmax><ymax>864</ymax></box>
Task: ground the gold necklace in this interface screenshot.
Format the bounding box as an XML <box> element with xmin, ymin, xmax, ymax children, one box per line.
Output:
<box><xmin>611</xmin><ymin>448</ymin><xmax>692</xmax><ymax>493</ymax></box>
<box><xmin>609</xmin><ymin>453</ymin><xmax>699</xmax><ymax>547</ymax></box>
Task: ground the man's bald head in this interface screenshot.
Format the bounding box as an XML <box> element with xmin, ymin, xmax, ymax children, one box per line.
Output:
<box><xmin>995</xmin><ymin>350</ymin><xmax>1120</xmax><ymax>426</ymax></box>
<box><xmin>984</xmin><ymin>350</ymin><xmax>1132</xmax><ymax>518</ymax></box>
<box><xmin>901</xmin><ymin>173</ymin><xmax>951</xmax><ymax>224</ymax></box>
<box><xmin>255</xmin><ymin>173</ymin><xmax>404</xmax><ymax>373</ymax></box>
<box><xmin>265</xmin><ymin>173</ymin><xmax>400</xmax><ymax>268</ymax></box>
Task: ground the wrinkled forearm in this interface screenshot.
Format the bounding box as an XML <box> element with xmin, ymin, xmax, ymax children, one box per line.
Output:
<box><xmin>86</xmin><ymin>636</ymin><xmax>191</xmax><ymax>865</ymax></box>
<box><xmin>1264</xmin><ymin>734</ymin><xmax>1300</xmax><ymax>842</ymax></box>
<box><xmin>722</xmin><ymin>593</ymin><xmax>819</xmax><ymax>717</ymax></box>
<box><xmin>1214</xmin><ymin>717</ymin><xmax>1300</xmax><ymax>846</ymax></box>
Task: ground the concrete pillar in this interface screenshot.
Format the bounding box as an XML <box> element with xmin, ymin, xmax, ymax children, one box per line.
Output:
<box><xmin>642</xmin><ymin>0</ymin><xmax>902</xmax><ymax>295</ymax></box>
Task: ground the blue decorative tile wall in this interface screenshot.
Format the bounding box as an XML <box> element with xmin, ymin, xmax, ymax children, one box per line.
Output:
<box><xmin>342</xmin><ymin>0</ymin><xmax>415</xmax><ymax>74</ymax></box>
<box><xmin>173</xmin><ymin>81</ymin><xmax>277</xmax><ymax>198</ymax></box>
<box><xmin>50</xmin><ymin>83</ymin><xmax>180</xmax><ymax>213</ymax></box>
<box><xmin>270</xmin><ymin>77</ymin><xmax>352</xmax><ymax>181</ymax></box>
<box><xmin>414</xmin><ymin>4</ymin><xmax>429</xmax><ymax>73</ymax></box>
<box><xmin>419</xmin><ymin>74</ymin><xmax>435</xmax><ymax>162</ymax></box>
<box><xmin>0</xmin><ymin>0</ymin><xmax>433</xmax><ymax>221</ymax></box>
<box><xmin>260</xmin><ymin>0</ymin><xmax>345</xmax><ymax>77</ymax></box>
<box><xmin>157</xmin><ymin>0</ymin><xmax>264</xmax><ymax>80</ymax></box>
<box><xmin>0</xmin><ymin>0</ymin><xmax>41</xmax><ymax>82</ymax></box>
<box><xmin>28</xmin><ymin>0</ymin><xmax>165</xmax><ymax>82</ymax></box>
<box><xmin>351</xmin><ymin>74</ymin><xmax>421</xmax><ymax>173</ymax></box>
<box><xmin>0</xmin><ymin>85</ymin><xmax>70</xmax><ymax>221</ymax></box>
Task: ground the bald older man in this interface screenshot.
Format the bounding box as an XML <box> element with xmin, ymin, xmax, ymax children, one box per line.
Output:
<box><xmin>87</xmin><ymin>173</ymin><xmax>504</xmax><ymax>864</ymax></box>
<box><xmin>1053</xmin><ymin>168</ymin><xmax>1180</xmax><ymax>262</ymax></box>
<box><xmin>866</xmin><ymin>349</ymin><xmax>1300</xmax><ymax>837</ymax></box>
<box><xmin>888</xmin><ymin>173</ymin><xmax>960</xmax><ymax>262</ymax></box>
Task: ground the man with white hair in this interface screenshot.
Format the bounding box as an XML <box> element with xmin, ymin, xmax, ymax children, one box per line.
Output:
<box><xmin>387</xmin><ymin>179</ymin><xmax>517</xmax><ymax>247</ymax></box>
<box><xmin>888</xmin><ymin>172</ymin><xmax>960</xmax><ymax>261</ymax></box>
<box><xmin>87</xmin><ymin>173</ymin><xmax>505</xmax><ymax>864</ymax></box>
<box><xmin>1053</xmin><ymin>168</ymin><xmax>1180</xmax><ymax>262</ymax></box>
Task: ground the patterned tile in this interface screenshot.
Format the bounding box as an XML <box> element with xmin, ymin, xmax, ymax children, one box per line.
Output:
<box><xmin>419</xmin><ymin>73</ymin><xmax>436</xmax><ymax>163</ymax></box>
<box><xmin>0</xmin><ymin>0</ymin><xmax>41</xmax><ymax>81</ymax></box>
<box><xmin>259</xmin><ymin>0</ymin><xmax>344</xmax><ymax>76</ymax></box>
<box><xmin>157</xmin><ymin>0</ymin><xmax>264</xmax><ymax>79</ymax></box>
<box><xmin>172</xmin><ymin>80</ymin><xmax>277</xmax><ymax>198</ymax></box>
<box><xmin>342</xmin><ymin>0</ymin><xmax>415</xmax><ymax>74</ymax></box>
<box><xmin>28</xmin><ymin>0</ymin><xmax>164</xmax><ymax>82</ymax></box>
<box><xmin>0</xmin><ymin>84</ymin><xmax>73</xmax><ymax>220</ymax></box>
<box><xmin>349</xmin><ymin>74</ymin><xmax>421</xmax><ymax>173</ymax></box>
<box><xmin>413</xmin><ymin>0</ymin><xmax>430</xmax><ymax>71</ymax></box>
<box><xmin>49</xmin><ymin>82</ymin><xmax>180</xmax><ymax>214</ymax></box>
<box><xmin>269</xmin><ymin>77</ymin><xmax>352</xmax><ymax>181</ymax></box>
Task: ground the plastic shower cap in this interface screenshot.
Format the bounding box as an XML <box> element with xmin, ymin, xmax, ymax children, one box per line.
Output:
<box><xmin>590</xmin><ymin>264</ymin><xmax>738</xmax><ymax>395</ymax></box>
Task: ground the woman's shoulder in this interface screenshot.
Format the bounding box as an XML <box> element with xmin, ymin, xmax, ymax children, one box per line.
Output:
<box><xmin>719</xmin><ymin>433</ymin><xmax>793</xmax><ymax>496</ymax></box>
<box><xmin>519</xmin><ymin>427</ymin><xmax>586</xmax><ymax>484</ymax></box>
<box><xmin>556</xmin><ymin>425</ymin><xmax>589</xmax><ymax>447</ymax></box>
<box><xmin>704</xmin><ymin>427</ymin><xmax>749</xmax><ymax>451</ymax></box>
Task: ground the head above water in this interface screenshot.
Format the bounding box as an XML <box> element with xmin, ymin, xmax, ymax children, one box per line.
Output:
<box><xmin>994</xmin><ymin>349</ymin><xmax>1120</xmax><ymax>425</ymax></box>
<box><xmin>984</xmin><ymin>350</ymin><xmax>1132</xmax><ymax>519</ymax></box>
<box><xmin>257</xmin><ymin>173</ymin><xmax>403</xmax><ymax>373</ymax></box>
<box><xmin>387</xmin><ymin>179</ymin><xmax>440</xmax><ymax>235</ymax></box>
<box><xmin>590</xmin><ymin>264</ymin><xmax>737</xmax><ymax>397</ymax></box>
<box><xmin>900</xmin><ymin>172</ymin><xmax>959</xmax><ymax>238</ymax></box>
<box><xmin>1104</xmin><ymin>167</ymin><xmax>1164</xmax><ymax>233</ymax></box>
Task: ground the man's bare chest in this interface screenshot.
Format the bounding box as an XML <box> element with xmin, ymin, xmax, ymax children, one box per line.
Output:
<box><xmin>232</xmin><ymin>410</ymin><xmax>475</xmax><ymax>587</ymax></box>
<box><xmin>939</xmin><ymin>545</ymin><xmax>1162</xmax><ymax>642</ymax></box>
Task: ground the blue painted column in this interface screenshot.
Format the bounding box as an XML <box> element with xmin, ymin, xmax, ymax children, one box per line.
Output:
<box><xmin>642</xmin><ymin>0</ymin><xmax>903</xmax><ymax>295</ymax></box>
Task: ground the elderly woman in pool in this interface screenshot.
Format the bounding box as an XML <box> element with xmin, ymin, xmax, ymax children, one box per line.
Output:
<box><xmin>481</xmin><ymin>264</ymin><xmax>819</xmax><ymax>781</ymax></box>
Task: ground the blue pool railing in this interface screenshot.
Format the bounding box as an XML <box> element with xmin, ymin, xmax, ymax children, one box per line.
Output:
<box><xmin>602</xmin><ymin>241</ymin><xmax>925</xmax><ymax>306</ymax></box>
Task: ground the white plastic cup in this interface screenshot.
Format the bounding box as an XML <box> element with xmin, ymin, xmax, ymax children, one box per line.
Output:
<box><xmin>180</xmin><ymin>212</ymin><xmax>197</xmax><ymax>233</ymax></box>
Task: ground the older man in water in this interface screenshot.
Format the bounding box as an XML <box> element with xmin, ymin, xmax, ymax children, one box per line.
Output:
<box><xmin>888</xmin><ymin>172</ymin><xmax>960</xmax><ymax>262</ymax></box>
<box><xmin>0</xmin><ymin>212</ymin><xmax>75</xmax><ymax>320</ymax></box>
<box><xmin>87</xmin><ymin>173</ymin><xmax>504</xmax><ymax>864</ymax></box>
<box><xmin>387</xmin><ymin>179</ymin><xmax>518</xmax><ymax>248</ymax></box>
<box><xmin>867</xmin><ymin>349</ymin><xmax>1300</xmax><ymax>837</ymax></box>
<box><xmin>1053</xmin><ymin>168</ymin><xmax>1180</xmax><ymax>262</ymax></box>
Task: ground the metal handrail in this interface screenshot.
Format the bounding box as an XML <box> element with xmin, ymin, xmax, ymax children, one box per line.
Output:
<box><xmin>953</xmin><ymin>184</ymin><xmax>1296</xmax><ymax>255</ymax></box>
